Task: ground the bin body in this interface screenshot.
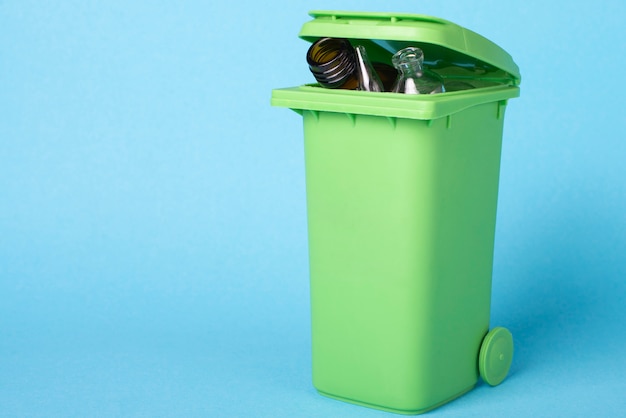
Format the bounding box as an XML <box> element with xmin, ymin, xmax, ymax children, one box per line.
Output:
<box><xmin>272</xmin><ymin>11</ymin><xmax>521</xmax><ymax>415</ymax></box>
<box><xmin>305</xmin><ymin>102</ymin><xmax>504</xmax><ymax>414</ymax></box>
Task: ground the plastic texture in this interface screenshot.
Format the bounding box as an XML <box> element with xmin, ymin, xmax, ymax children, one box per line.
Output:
<box><xmin>271</xmin><ymin>10</ymin><xmax>520</xmax><ymax>415</ymax></box>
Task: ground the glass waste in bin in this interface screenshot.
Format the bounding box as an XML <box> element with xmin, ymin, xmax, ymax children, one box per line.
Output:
<box><xmin>271</xmin><ymin>10</ymin><xmax>521</xmax><ymax>415</ymax></box>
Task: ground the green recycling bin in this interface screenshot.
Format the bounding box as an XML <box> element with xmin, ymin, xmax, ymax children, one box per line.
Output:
<box><xmin>271</xmin><ymin>11</ymin><xmax>520</xmax><ymax>415</ymax></box>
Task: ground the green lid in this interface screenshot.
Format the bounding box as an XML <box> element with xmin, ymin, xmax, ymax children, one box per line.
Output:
<box><xmin>300</xmin><ymin>11</ymin><xmax>521</xmax><ymax>86</ymax></box>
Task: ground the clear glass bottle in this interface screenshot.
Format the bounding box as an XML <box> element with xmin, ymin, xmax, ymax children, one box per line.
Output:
<box><xmin>354</xmin><ymin>45</ymin><xmax>383</xmax><ymax>92</ymax></box>
<box><xmin>306</xmin><ymin>38</ymin><xmax>359</xmax><ymax>90</ymax></box>
<box><xmin>391</xmin><ymin>47</ymin><xmax>444</xmax><ymax>94</ymax></box>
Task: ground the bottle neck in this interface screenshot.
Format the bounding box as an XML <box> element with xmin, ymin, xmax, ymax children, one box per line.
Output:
<box><xmin>397</xmin><ymin>62</ymin><xmax>423</xmax><ymax>78</ymax></box>
<box><xmin>307</xmin><ymin>38</ymin><xmax>356</xmax><ymax>89</ymax></box>
<box><xmin>392</xmin><ymin>47</ymin><xmax>426</xmax><ymax>80</ymax></box>
<box><xmin>354</xmin><ymin>45</ymin><xmax>383</xmax><ymax>92</ymax></box>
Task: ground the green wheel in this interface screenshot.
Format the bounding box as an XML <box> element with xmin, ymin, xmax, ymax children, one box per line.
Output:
<box><xmin>479</xmin><ymin>327</ymin><xmax>514</xmax><ymax>386</ymax></box>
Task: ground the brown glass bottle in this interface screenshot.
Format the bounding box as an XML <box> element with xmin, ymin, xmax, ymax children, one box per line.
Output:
<box><xmin>372</xmin><ymin>62</ymin><xmax>399</xmax><ymax>92</ymax></box>
<box><xmin>306</xmin><ymin>38</ymin><xmax>359</xmax><ymax>89</ymax></box>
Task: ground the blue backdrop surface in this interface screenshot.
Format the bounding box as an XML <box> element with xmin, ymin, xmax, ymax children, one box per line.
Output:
<box><xmin>1</xmin><ymin>1</ymin><xmax>625</xmax><ymax>416</ymax></box>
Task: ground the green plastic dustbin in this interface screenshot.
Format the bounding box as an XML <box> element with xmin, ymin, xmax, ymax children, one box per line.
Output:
<box><xmin>271</xmin><ymin>11</ymin><xmax>521</xmax><ymax>415</ymax></box>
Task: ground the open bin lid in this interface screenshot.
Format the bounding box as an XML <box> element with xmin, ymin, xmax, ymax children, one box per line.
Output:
<box><xmin>299</xmin><ymin>11</ymin><xmax>521</xmax><ymax>85</ymax></box>
<box><xmin>272</xmin><ymin>11</ymin><xmax>521</xmax><ymax>120</ymax></box>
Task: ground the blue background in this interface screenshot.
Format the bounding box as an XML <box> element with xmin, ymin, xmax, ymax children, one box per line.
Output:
<box><xmin>1</xmin><ymin>1</ymin><xmax>625</xmax><ymax>416</ymax></box>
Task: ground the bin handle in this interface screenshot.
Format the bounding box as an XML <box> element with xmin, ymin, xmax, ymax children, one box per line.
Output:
<box><xmin>308</xmin><ymin>10</ymin><xmax>450</xmax><ymax>25</ymax></box>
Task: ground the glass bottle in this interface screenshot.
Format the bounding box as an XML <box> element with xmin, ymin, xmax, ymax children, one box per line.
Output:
<box><xmin>372</xmin><ymin>62</ymin><xmax>399</xmax><ymax>92</ymax></box>
<box><xmin>354</xmin><ymin>45</ymin><xmax>383</xmax><ymax>92</ymax></box>
<box><xmin>391</xmin><ymin>47</ymin><xmax>444</xmax><ymax>94</ymax></box>
<box><xmin>306</xmin><ymin>38</ymin><xmax>359</xmax><ymax>90</ymax></box>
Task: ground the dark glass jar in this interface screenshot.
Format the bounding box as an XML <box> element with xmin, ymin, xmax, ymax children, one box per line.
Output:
<box><xmin>306</xmin><ymin>38</ymin><xmax>359</xmax><ymax>90</ymax></box>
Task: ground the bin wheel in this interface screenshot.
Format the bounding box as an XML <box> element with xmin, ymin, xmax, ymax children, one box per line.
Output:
<box><xmin>479</xmin><ymin>327</ymin><xmax>513</xmax><ymax>386</ymax></box>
